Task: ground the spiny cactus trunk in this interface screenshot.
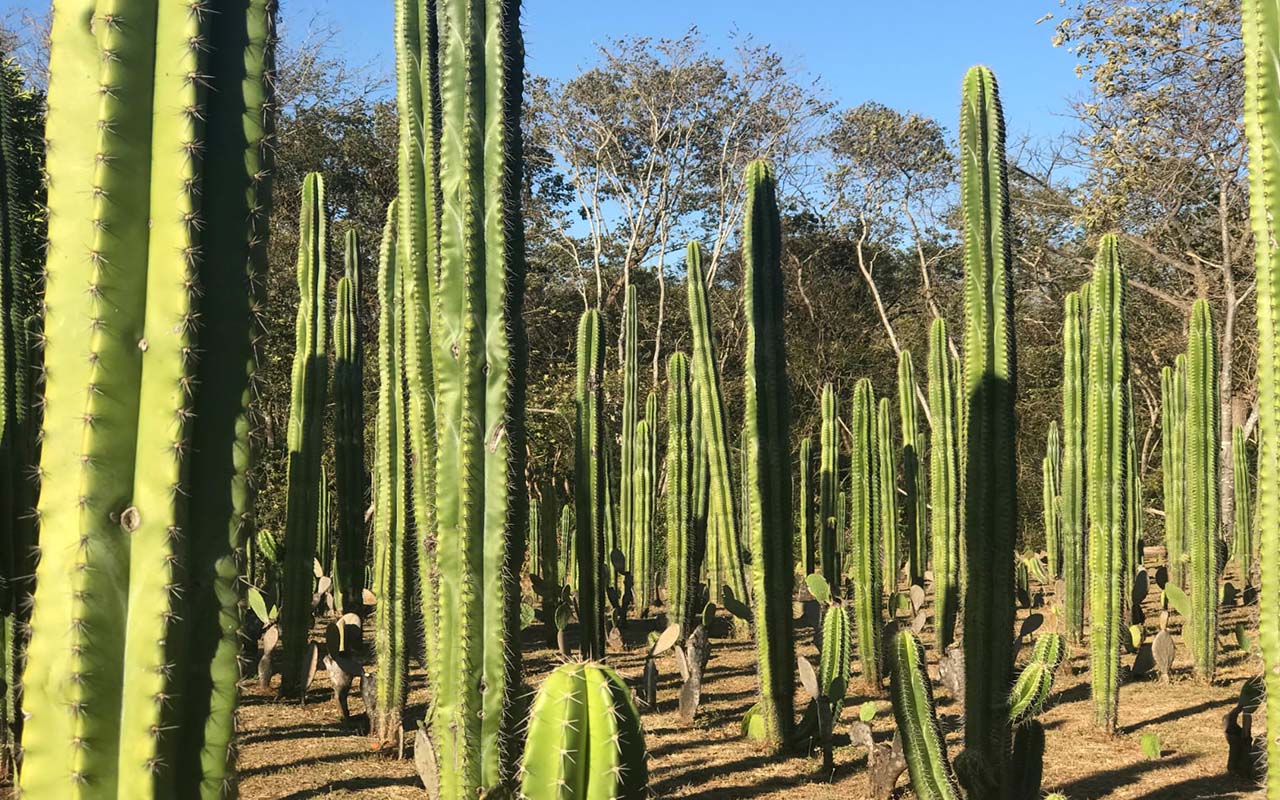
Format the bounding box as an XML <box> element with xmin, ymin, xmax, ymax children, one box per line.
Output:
<box><xmin>1243</xmin><ymin>2</ymin><xmax>1280</xmax><ymax>788</ymax></box>
<box><xmin>1126</xmin><ymin>381</ymin><xmax>1143</xmax><ymax>581</ymax></box>
<box><xmin>1232</xmin><ymin>425</ymin><xmax>1253</xmax><ymax>586</ymax></box>
<box><xmin>959</xmin><ymin>65</ymin><xmax>1017</xmax><ymax>782</ymax></box>
<box><xmin>371</xmin><ymin>201</ymin><xmax>410</xmax><ymax>746</ymax></box>
<box><xmin>890</xmin><ymin>631</ymin><xmax>963</xmax><ymax>800</ymax></box>
<box><xmin>620</xmin><ymin>285</ymin><xmax>639</xmax><ymax>609</ymax></box>
<box><xmin>667</xmin><ymin>353</ymin><xmax>695</xmax><ymax>635</ymax></box>
<box><xmin>1043</xmin><ymin>422</ymin><xmax>1061</xmax><ymax>580</ymax></box>
<box><xmin>21</xmin><ymin>1</ymin><xmax>277</xmax><ymax>795</ymax></box>
<box><xmin>820</xmin><ymin>383</ymin><xmax>841</xmax><ymax>588</ymax></box>
<box><xmin>799</xmin><ymin>436</ymin><xmax>816</xmax><ymax>577</ymax></box>
<box><xmin>1163</xmin><ymin>355</ymin><xmax>1188</xmax><ymax>588</ymax></box>
<box><xmin>1185</xmin><ymin>299</ymin><xmax>1220</xmax><ymax>682</ymax></box>
<box><xmin>335</xmin><ymin>230</ymin><xmax>367</xmax><ymax>615</ymax></box>
<box><xmin>899</xmin><ymin>350</ymin><xmax>928</xmax><ymax>585</ymax></box>
<box><xmin>280</xmin><ymin>173</ymin><xmax>330</xmax><ymax>697</ymax></box>
<box><xmin>927</xmin><ymin>318</ymin><xmax>960</xmax><ymax>652</ymax></box>
<box><xmin>576</xmin><ymin>310</ymin><xmax>607</xmax><ymax>660</ymax></box>
<box><xmin>741</xmin><ymin>161</ymin><xmax>796</xmax><ymax>747</ymax></box>
<box><xmin>560</xmin><ymin>504</ymin><xmax>576</xmax><ymax>594</ymax></box>
<box><xmin>1062</xmin><ymin>291</ymin><xmax>1086</xmax><ymax>643</ymax></box>
<box><xmin>395</xmin><ymin>1</ymin><xmax>528</xmax><ymax>792</ymax></box>
<box><xmin>634</xmin><ymin>419</ymin><xmax>654</xmax><ymax>616</ymax></box>
<box><xmin>687</xmin><ymin>241</ymin><xmax>749</xmax><ymax>609</ymax></box>
<box><xmin>849</xmin><ymin>378</ymin><xmax>883</xmax><ymax>689</ymax></box>
<box><xmin>1086</xmin><ymin>234</ymin><xmax>1127</xmax><ymax>734</ymax></box>
<box><xmin>877</xmin><ymin>397</ymin><xmax>900</xmax><ymax>592</ymax></box>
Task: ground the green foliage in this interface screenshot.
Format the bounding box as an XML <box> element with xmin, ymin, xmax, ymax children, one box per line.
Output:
<box><xmin>1140</xmin><ymin>733</ymin><xmax>1162</xmax><ymax>761</ymax></box>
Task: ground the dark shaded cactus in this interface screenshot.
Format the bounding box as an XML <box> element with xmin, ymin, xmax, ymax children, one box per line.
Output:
<box><xmin>849</xmin><ymin>378</ymin><xmax>883</xmax><ymax>688</ymax></box>
<box><xmin>877</xmin><ymin>397</ymin><xmax>900</xmax><ymax>591</ymax></box>
<box><xmin>740</xmin><ymin>160</ymin><xmax>796</xmax><ymax>746</ymax></box>
<box><xmin>20</xmin><ymin>1</ymin><xmax>278</xmax><ymax>794</ymax></box>
<box><xmin>620</xmin><ymin>285</ymin><xmax>639</xmax><ymax>607</ymax></box>
<box><xmin>334</xmin><ymin>229</ymin><xmax>367</xmax><ymax>614</ymax></box>
<box><xmin>1086</xmin><ymin>234</ymin><xmax>1127</xmax><ymax>733</ymax></box>
<box><xmin>667</xmin><ymin>352</ymin><xmax>695</xmax><ymax>634</ymax></box>
<box><xmin>1062</xmin><ymin>291</ymin><xmax>1086</xmax><ymax>642</ymax></box>
<box><xmin>899</xmin><ymin>350</ymin><xmax>928</xmax><ymax>585</ymax></box>
<box><xmin>576</xmin><ymin>309</ymin><xmax>607</xmax><ymax>660</ymax></box>
<box><xmin>798</xmin><ymin>436</ymin><xmax>816</xmax><ymax>576</ymax></box>
<box><xmin>927</xmin><ymin>317</ymin><xmax>960</xmax><ymax>652</ymax></box>
<box><xmin>820</xmin><ymin>383</ymin><xmax>841</xmax><ymax>587</ymax></box>
<box><xmin>959</xmin><ymin>64</ymin><xmax>1016</xmax><ymax>781</ymax></box>
<box><xmin>1185</xmin><ymin>298</ymin><xmax>1219</xmax><ymax>682</ymax></box>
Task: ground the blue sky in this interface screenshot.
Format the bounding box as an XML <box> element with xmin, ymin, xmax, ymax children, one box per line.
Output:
<box><xmin>8</xmin><ymin>0</ymin><xmax>1084</xmax><ymax>141</ymax></box>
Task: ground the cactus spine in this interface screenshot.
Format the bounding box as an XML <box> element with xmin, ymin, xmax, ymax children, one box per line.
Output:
<box><xmin>334</xmin><ymin>230</ymin><xmax>366</xmax><ymax>614</ymax></box>
<box><xmin>20</xmin><ymin>0</ymin><xmax>277</xmax><ymax>794</ymax></box>
<box><xmin>927</xmin><ymin>317</ymin><xmax>960</xmax><ymax>651</ymax></box>
<box><xmin>959</xmin><ymin>65</ymin><xmax>1016</xmax><ymax>775</ymax></box>
<box><xmin>667</xmin><ymin>353</ymin><xmax>695</xmax><ymax>634</ymax></box>
<box><xmin>1233</xmin><ymin>425</ymin><xmax>1253</xmax><ymax>585</ymax></box>
<box><xmin>1062</xmin><ymin>291</ymin><xmax>1087</xmax><ymax>642</ymax></box>
<box><xmin>849</xmin><ymin>378</ymin><xmax>883</xmax><ymax>688</ymax></box>
<box><xmin>741</xmin><ymin>160</ymin><xmax>796</xmax><ymax>745</ymax></box>
<box><xmin>1162</xmin><ymin>355</ymin><xmax>1188</xmax><ymax>588</ymax></box>
<box><xmin>799</xmin><ymin>436</ymin><xmax>816</xmax><ymax>576</ymax></box>
<box><xmin>820</xmin><ymin>383</ymin><xmax>841</xmax><ymax>587</ymax></box>
<box><xmin>890</xmin><ymin>631</ymin><xmax>963</xmax><ymax>800</ymax></box>
<box><xmin>279</xmin><ymin>173</ymin><xmax>330</xmax><ymax>696</ymax></box>
<box><xmin>1085</xmin><ymin>234</ymin><xmax>1127</xmax><ymax>733</ymax></box>
<box><xmin>877</xmin><ymin>397</ymin><xmax>900</xmax><ymax>591</ymax></box>
<box><xmin>1185</xmin><ymin>298</ymin><xmax>1220</xmax><ymax>681</ymax></box>
<box><xmin>394</xmin><ymin>0</ymin><xmax>528</xmax><ymax>791</ymax></box>
<box><xmin>371</xmin><ymin>202</ymin><xmax>409</xmax><ymax>745</ymax></box>
<box><xmin>576</xmin><ymin>310</ymin><xmax>607</xmax><ymax>660</ymax></box>
<box><xmin>899</xmin><ymin>350</ymin><xmax>928</xmax><ymax>585</ymax></box>
<box><xmin>518</xmin><ymin>662</ymin><xmax>649</xmax><ymax>800</ymax></box>
<box><xmin>687</xmin><ymin>241</ymin><xmax>749</xmax><ymax>607</ymax></box>
<box><xmin>1243</xmin><ymin>2</ymin><xmax>1280</xmax><ymax>787</ymax></box>
<box><xmin>1043</xmin><ymin>422</ymin><xmax>1062</xmax><ymax>579</ymax></box>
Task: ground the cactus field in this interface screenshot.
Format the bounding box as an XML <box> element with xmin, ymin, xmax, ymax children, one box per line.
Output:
<box><xmin>2</xmin><ymin>1</ymin><xmax>1280</xmax><ymax>799</ymax></box>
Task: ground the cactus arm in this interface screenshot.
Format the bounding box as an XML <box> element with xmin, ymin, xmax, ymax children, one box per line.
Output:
<box><xmin>1243</xmin><ymin>2</ymin><xmax>1280</xmax><ymax>789</ymax></box>
<box><xmin>849</xmin><ymin>378</ymin><xmax>882</xmax><ymax>687</ymax></box>
<box><xmin>1085</xmin><ymin>235</ymin><xmax>1127</xmax><ymax>732</ymax></box>
<box><xmin>890</xmin><ymin>631</ymin><xmax>963</xmax><ymax>800</ymax></box>
<box><xmin>667</xmin><ymin>353</ymin><xmax>694</xmax><ymax>634</ymax></box>
<box><xmin>1185</xmin><ymin>299</ymin><xmax>1220</xmax><ymax>681</ymax></box>
<box><xmin>576</xmin><ymin>310</ymin><xmax>607</xmax><ymax>659</ymax></box>
<box><xmin>959</xmin><ymin>64</ymin><xmax>1017</xmax><ymax>773</ymax></box>
<box><xmin>741</xmin><ymin>160</ymin><xmax>796</xmax><ymax>745</ymax></box>
<box><xmin>927</xmin><ymin>318</ymin><xmax>960</xmax><ymax>651</ymax></box>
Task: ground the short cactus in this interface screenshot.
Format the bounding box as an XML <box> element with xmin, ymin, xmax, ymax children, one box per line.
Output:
<box><xmin>889</xmin><ymin>630</ymin><xmax>963</xmax><ymax>800</ymax></box>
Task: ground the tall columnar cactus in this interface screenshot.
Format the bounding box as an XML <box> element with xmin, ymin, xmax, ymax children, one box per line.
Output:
<box><xmin>820</xmin><ymin>383</ymin><xmax>841</xmax><ymax>587</ymax></box>
<box><xmin>528</xmin><ymin>498</ymin><xmax>543</xmax><ymax>577</ymax></box>
<box><xmin>959</xmin><ymin>65</ymin><xmax>1016</xmax><ymax>776</ymax></box>
<box><xmin>633</xmin><ymin>419</ymin><xmax>654</xmax><ymax>615</ymax></box>
<box><xmin>620</xmin><ymin>285</ymin><xmax>639</xmax><ymax>595</ymax></box>
<box><xmin>371</xmin><ymin>202</ymin><xmax>410</xmax><ymax>746</ymax></box>
<box><xmin>667</xmin><ymin>352</ymin><xmax>695</xmax><ymax>634</ymax></box>
<box><xmin>1233</xmin><ymin>425</ymin><xmax>1253</xmax><ymax>585</ymax></box>
<box><xmin>560</xmin><ymin>504</ymin><xmax>576</xmax><ymax>594</ymax></box>
<box><xmin>1162</xmin><ymin>356</ymin><xmax>1188</xmax><ymax>587</ymax></box>
<box><xmin>740</xmin><ymin>160</ymin><xmax>796</xmax><ymax>745</ymax></box>
<box><xmin>927</xmin><ymin>318</ymin><xmax>961</xmax><ymax>651</ymax></box>
<box><xmin>799</xmin><ymin>436</ymin><xmax>816</xmax><ymax>576</ymax></box>
<box><xmin>1043</xmin><ymin>421</ymin><xmax>1062</xmax><ymax>579</ymax></box>
<box><xmin>1085</xmin><ymin>234</ymin><xmax>1127</xmax><ymax>733</ymax></box>
<box><xmin>692</xmin><ymin>372</ymin><xmax>711</xmax><ymax>583</ymax></box>
<box><xmin>899</xmin><ymin>350</ymin><xmax>928</xmax><ymax>585</ymax></box>
<box><xmin>1062</xmin><ymin>291</ymin><xmax>1087</xmax><ymax>642</ymax></box>
<box><xmin>890</xmin><ymin>631</ymin><xmax>963</xmax><ymax>800</ymax></box>
<box><xmin>1185</xmin><ymin>298</ymin><xmax>1220</xmax><ymax>681</ymax></box>
<box><xmin>394</xmin><ymin>1</ymin><xmax>528</xmax><ymax>791</ymax></box>
<box><xmin>334</xmin><ymin>230</ymin><xmax>367</xmax><ymax>614</ymax></box>
<box><xmin>279</xmin><ymin>173</ymin><xmax>330</xmax><ymax>696</ymax></box>
<box><xmin>1243</xmin><ymin>4</ymin><xmax>1280</xmax><ymax>788</ymax></box>
<box><xmin>518</xmin><ymin>662</ymin><xmax>649</xmax><ymax>800</ymax></box>
<box><xmin>877</xmin><ymin>397</ymin><xmax>900</xmax><ymax>590</ymax></box>
<box><xmin>849</xmin><ymin>378</ymin><xmax>883</xmax><ymax>688</ymax></box>
<box><xmin>318</xmin><ymin>464</ymin><xmax>333</xmax><ymax>576</ymax></box>
<box><xmin>576</xmin><ymin>309</ymin><xmax>607</xmax><ymax>660</ymax></box>
<box><xmin>1126</xmin><ymin>380</ymin><xmax>1144</xmax><ymax>581</ymax></box>
<box><xmin>20</xmin><ymin>1</ymin><xmax>277</xmax><ymax>795</ymax></box>
<box><xmin>687</xmin><ymin>241</ymin><xmax>749</xmax><ymax>607</ymax></box>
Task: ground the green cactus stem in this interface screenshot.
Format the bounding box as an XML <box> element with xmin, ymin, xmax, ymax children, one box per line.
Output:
<box><xmin>1086</xmin><ymin>234</ymin><xmax>1127</xmax><ymax>732</ymax></box>
<box><xmin>890</xmin><ymin>631</ymin><xmax>963</xmax><ymax>800</ymax></box>
<box><xmin>1043</xmin><ymin>422</ymin><xmax>1062</xmax><ymax>580</ymax></box>
<box><xmin>799</xmin><ymin>436</ymin><xmax>816</xmax><ymax>577</ymax></box>
<box><xmin>927</xmin><ymin>317</ymin><xmax>960</xmax><ymax>652</ymax></box>
<box><xmin>820</xmin><ymin>383</ymin><xmax>841</xmax><ymax>588</ymax></box>
<box><xmin>877</xmin><ymin>396</ymin><xmax>900</xmax><ymax>591</ymax></box>
<box><xmin>518</xmin><ymin>661</ymin><xmax>648</xmax><ymax>800</ymax></box>
<box><xmin>959</xmin><ymin>64</ymin><xmax>1017</xmax><ymax>776</ymax></box>
<box><xmin>1062</xmin><ymin>290</ymin><xmax>1087</xmax><ymax>643</ymax></box>
<box><xmin>849</xmin><ymin>378</ymin><xmax>883</xmax><ymax>688</ymax></box>
<box><xmin>633</xmin><ymin>418</ymin><xmax>655</xmax><ymax>616</ymax></box>
<box><xmin>1233</xmin><ymin>425</ymin><xmax>1253</xmax><ymax>586</ymax></box>
<box><xmin>620</xmin><ymin>284</ymin><xmax>639</xmax><ymax>603</ymax></box>
<box><xmin>576</xmin><ymin>309</ymin><xmax>607</xmax><ymax>660</ymax></box>
<box><xmin>740</xmin><ymin>160</ymin><xmax>796</xmax><ymax>746</ymax></box>
<box><xmin>1163</xmin><ymin>355</ymin><xmax>1188</xmax><ymax>589</ymax></box>
<box><xmin>1126</xmin><ymin>380</ymin><xmax>1144</xmax><ymax>581</ymax></box>
<box><xmin>667</xmin><ymin>352</ymin><xmax>695</xmax><ymax>634</ymax></box>
<box><xmin>1185</xmin><ymin>298</ymin><xmax>1220</xmax><ymax>682</ymax></box>
<box><xmin>899</xmin><ymin>350</ymin><xmax>928</xmax><ymax>585</ymax></box>
<box><xmin>334</xmin><ymin>229</ymin><xmax>367</xmax><ymax>615</ymax></box>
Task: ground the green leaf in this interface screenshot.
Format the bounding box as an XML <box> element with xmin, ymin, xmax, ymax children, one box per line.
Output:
<box><xmin>859</xmin><ymin>700</ymin><xmax>877</xmax><ymax>723</ymax></box>
<box><xmin>1140</xmin><ymin>733</ymin><xmax>1161</xmax><ymax>760</ymax></box>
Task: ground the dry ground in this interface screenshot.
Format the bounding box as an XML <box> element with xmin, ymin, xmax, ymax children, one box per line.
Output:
<box><xmin>239</xmin><ymin>550</ymin><xmax>1265</xmax><ymax>799</ymax></box>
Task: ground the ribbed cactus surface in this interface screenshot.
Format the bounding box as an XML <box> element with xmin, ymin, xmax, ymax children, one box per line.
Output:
<box><xmin>877</xmin><ymin>397</ymin><xmax>900</xmax><ymax>591</ymax></box>
<box><xmin>1233</xmin><ymin>425</ymin><xmax>1253</xmax><ymax>585</ymax></box>
<box><xmin>799</xmin><ymin>436</ymin><xmax>816</xmax><ymax>576</ymax></box>
<box><xmin>21</xmin><ymin>1</ymin><xmax>277</xmax><ymax>795</ymax></box>
<box><xmin>576</xmin><ymin>309</ymin><xmax>607</xmax><ymax>660</ymax></box>
<box><xmin>890</xmin><ymin>631</ymin><xmax>963</xmax><ymax>800</ymax></box>
<box><xmin>518</xmin><ymin>662</ymin><xmax>649</xmax><ymax>800</ymax></box>
<box><xmin>1043</xmin><ymin>422</ymin><xmax>1062</xmax><ymax>579</ymax></box>
<box><xmin>1185</xmin><ymin>298</ymin><xmax>1219</xmax><ymax>682</ymax></box>
<box><xmin>667</xmin><ymin>352</ymin><xmax>695</xmax><ymax>634</ymax></box>
<box><xmin>1085</xmin><ymin>234</ymin><xmax>1127</xmax><ymax>733</ymax></box>
<box><xmin>1162</xmin><ymin>355</ymin><xmax>1188</xmax><ymax>588</ymax></box>
<box><xmin>1063</xmin><ymin>291</ymin><xmax>1087</xmax><ymax>642</ymax></box>
<box><xmin>849</xmin><ymin>378</ymin><xmax>882</xmax><ymax>688</ymax></box>
<box><xmin>820</xmin><ymin>383</ymin><xmax>841</xmax><ymax>588</ymax></box>
<box><xmin>927</xmin><ymin>318</ymin><xmax>960</xmax><ymax>651</ymax></box>
<box><xmin>334</xmin><ymin>230</ymin><xmax>366</xmax><ymax>614</ymax></box>
<box><xmin>899</xmin><ymin>350</ymin><xmax>928</xmax><ymax>585</ymax></box>
<box><xmin>621</xmin><ymin>285</ymin><xmax>639</xmax><ymax>604</ymax></box>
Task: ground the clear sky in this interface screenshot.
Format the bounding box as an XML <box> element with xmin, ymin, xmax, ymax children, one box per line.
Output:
<box><xmin>8</xmin><ymin>0</ymin><xmax>1084</xmax><ymax>141</ymax></box>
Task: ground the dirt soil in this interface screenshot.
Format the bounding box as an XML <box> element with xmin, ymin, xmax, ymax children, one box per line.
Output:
<box><xmin>239</xmin><ymin>550</ymin><xmax>1267</xmax><ymax>799</ymax></box>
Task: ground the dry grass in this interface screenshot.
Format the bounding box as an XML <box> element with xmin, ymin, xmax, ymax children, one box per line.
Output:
<box><xmin>239</xmin><ymin>551</ymin><xmax>1264</xmax><ymax>799</ymax></box>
